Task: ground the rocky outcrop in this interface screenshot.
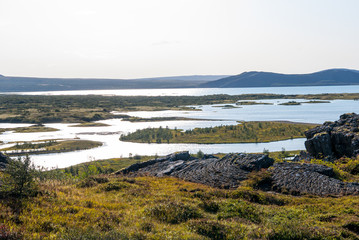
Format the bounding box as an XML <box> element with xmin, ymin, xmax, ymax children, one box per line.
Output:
<box><xmin>116</xmin><ymin>151</ymin><xmax>359</xmax><ymax>196</ymax></box>
<box><xmin>305</xmin><ymin>113</ymin><xmax>359</xmax><ymax>158</ymax></box>
<box><xmin>270</xmin><ymin>162</ymin><xmax>359</xmax><ymax>196</ymax></box>
<box><xmin>116</xmin><ymin>152</ymin><xmax>274</xmax><ymax>189</ymax></box>
<box><xmin>0</xmin><ymin>152</ymin><xmax>8</xmax><ymax>169</ymax></box>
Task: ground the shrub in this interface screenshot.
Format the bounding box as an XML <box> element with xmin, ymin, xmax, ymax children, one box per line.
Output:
<box><xmin>243</xmin><ymin>169</ymin><xmax>273</xmax><ymax>190</ymax></box>
<box><xmin>230</xmin><ymin>188</ymin><xmax>286</xmax><ymax>206</ymax></box>
<box><xmin>198</xmin><ymin>199</ymin><xmax>220</xmax><ymax>213</ymax></box>
<box><xmin>343</xmin><ymin>221</ymin><xmax>359</xmax><ymax>234</ymax></box>
<box><xmin>267</xmin><ymin>221</ymin><xmax>329</xmax><ymax>240</ymax></box>
<box><xmin>102</xmin><ymin>182</ymin><xmax>130</xmax><ymax>191</ymax></box>
<box><xmin>0</xmin><ymin>224</ymin><xmax>23</xmax><ymax>240</ymax></box>
<box><xmin>197</xmin><ymin>150</ymin><xmax>204</xmax><ymax>159</ymax></box>
<box><xmin>58</xmin><ymin>228</ymin><xmax>129</xmax><ymax>240</ymax></box>
<box><xmin>218</xmin><ymin>200</ymin><xmax>261</xmax><ymax>223</ymax></box>
<box><xmin>77</xmin><ymin>176</ymin><xmax>109</xmax><ymax>188</ymax></box>
<box><xmin>188</xmin><ymin>219</ymin><xmax>228</xmax><ymax>240</ymax></box>
<box><xmin>145</xmin><ymin>201</ymin><xmax>201</xmax><ymax>224</ymax></box>
<box><xmin>0</xmin><ymin>155</ymin><xmax>38</xmax><ymax>198</ymax></box>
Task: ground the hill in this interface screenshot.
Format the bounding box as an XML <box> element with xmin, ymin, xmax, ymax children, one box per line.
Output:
<box><xmin>200</xmin><ymin>69</ymin><xmax>359</xmax><ymax>88</ymax></box>
<box><xmin>0</xmin><ymin>75</ymin><xmax>228</xmax><ymax>92</ymax></box>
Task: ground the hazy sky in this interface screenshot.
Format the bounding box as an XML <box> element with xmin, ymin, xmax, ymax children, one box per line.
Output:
<box><xmin>0</xmin><ymin>0</ymin><xmax>358</xmax><ymax>78</ymax></box>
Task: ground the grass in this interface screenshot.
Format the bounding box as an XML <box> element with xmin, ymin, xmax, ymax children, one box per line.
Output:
<box><xmin>1</xmin><ymin>140</ymin><xmax>102</xmax><ymax>155</ymax></box>
<box><xmin>120</xmin><ymin>121</ymin><xmax>317</xmax><ymax>144</ymax></box>
<box><xmin>0</xmin><ymin>174</ymin><xmax>358</xmax><ymax>239</ymax></box>
<box><xmin>0</xmin><ymin>152</ymin><xmax>358</xmax><ymax>239</ymax></box>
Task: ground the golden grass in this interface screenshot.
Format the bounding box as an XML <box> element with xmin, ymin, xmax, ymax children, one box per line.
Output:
<box><xmin>0</xmin><ymin>174</ymin><xmax>358</xmax><ymax>239</ymax></box>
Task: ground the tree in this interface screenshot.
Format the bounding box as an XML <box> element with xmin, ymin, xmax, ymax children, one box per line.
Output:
<box><xmin>197</xmin><ymin>150</ymin><xmax>205</xmax><ymax>159</ymax></box>
<box><xmin>0</xmin><ymin>155</ymin><xmax>38</xmax><ymax>198</ymax></box>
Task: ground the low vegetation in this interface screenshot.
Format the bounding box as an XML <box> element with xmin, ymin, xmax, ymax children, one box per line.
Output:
<box><xmin>120</xmin><ymin>121</ymin><xmax>317</xmax><ymax>144</ymax></box>
<box><xmin>0</xmin><ymin>152</ymin><xmax>359</xmax><ymax>239</ymax></box>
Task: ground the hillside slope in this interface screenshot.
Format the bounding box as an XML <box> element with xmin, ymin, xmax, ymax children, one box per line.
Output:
<box><xmin>200</xmin><ymin>69</ymin><xmax>359</xmax><ymax>88</ymax></box>
<box><xmin>0</xmin><ymin>75</ymin><xmax>228</xmax><ymax>92</ymax></box>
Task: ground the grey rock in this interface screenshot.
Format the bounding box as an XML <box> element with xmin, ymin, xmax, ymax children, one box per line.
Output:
<box><xmin>305</xmin><ymin>113</ymin><xmax>359</xmax><ymax>158</ymax></box>
<box><xmin>270</xmin><ymin>162</ymin><xmax>359</xmax><ymax>196</ymax></box>
<box><xmin>116</xmin><ymin>153</ymin><xmax>274</xmax><ymax>189</ymax></box>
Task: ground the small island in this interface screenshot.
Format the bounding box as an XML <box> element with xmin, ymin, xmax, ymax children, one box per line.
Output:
<box><xmin>70</xmin><ymin>122</ymin><xmax>110</xmax><ymax>127</ymax></box>
<box><xmin>8</xmin><ymin>125</ymin><xmax>59</xmax><ymax>133</ymax></box>
<box><xmin>212</xmin><ymin>104</ymin><xmax>241</xmax><ymax>109</ymax></box>
<box><xmin>0</xmin><ymin>139</ymin><xmax>102</xmax><ymax>156</ymax></box>
<box><xmin>236</xmin><ymin>101</ymin><xmax>273</xmax><ymax>105</ymax></box>
<box><xmin>120</xmin><ymin>121</ymin><xmax>317</xmax><ymax>144</ymax></box>
<box><xmin>279</xmin><ymin>101</ymin><xmax>301</xmax><ymax>106</ymax></box>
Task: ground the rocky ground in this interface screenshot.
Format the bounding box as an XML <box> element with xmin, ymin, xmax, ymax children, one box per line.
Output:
<box><xmin>117</xmin><ymin>151</ymin><xmax>359</xmax><ymax>196</ymax></box>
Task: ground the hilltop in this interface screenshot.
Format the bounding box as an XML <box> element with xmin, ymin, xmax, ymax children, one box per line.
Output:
<box><xmin>0</xmin><ymin>75</ymin><xmax>228</xmax><ymax>92</ymax></box>
<box><xmin>1</xmin><ymin>69</ymin><xmax>359</xmax><ymax>92</ymax></box>
<box><xmin>200</xmin><ymin>69</ymin><xmax>359</xmax><ymax>88</ymax></box>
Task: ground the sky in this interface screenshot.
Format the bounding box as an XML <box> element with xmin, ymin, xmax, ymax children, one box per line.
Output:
<box><xmin>0</xmin><ymin>0</ymin><xmax>358</xmax><ymax>79</ymax></box>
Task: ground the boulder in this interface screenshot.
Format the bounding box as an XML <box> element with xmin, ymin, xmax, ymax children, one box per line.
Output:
<box><xmin>305</xmin><ymin>113</ymin><xmax>359</xmax><ymax>158</ymax></box>
<box><xmin>116</xmin><ymin>153</ymin><xmax>274</xmax><ymax>189</ymax></box>
<box><xmin>117</xmin><ymin>151</ymin><xmax>359</xmax><ymax>196</ymax></box>
<box><xmin>270</xmin><ymin>162</ymin><xmax>359</xmax><ymax>196</ymax></box>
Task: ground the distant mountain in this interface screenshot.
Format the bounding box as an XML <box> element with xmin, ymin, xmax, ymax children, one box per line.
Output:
<box><xmin>2</xmin><ymin>69</ymin><xmax>359</xmax><ymax>92</ymax></box>
<box><xmin>0</xmin><ymin>75</ymin><xmax>229</xmax><ymax>92</ymax></box>
<box><xmin>200</xmin><ymin>69</ymin><xmax>359</xmax><ymax>88</ymax></box>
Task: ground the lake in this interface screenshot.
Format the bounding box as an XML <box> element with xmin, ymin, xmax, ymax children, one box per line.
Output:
<box><xmin>1</xmin><ymin>86</ymin><xmax>358</xmax><ymax>168</ymax></box>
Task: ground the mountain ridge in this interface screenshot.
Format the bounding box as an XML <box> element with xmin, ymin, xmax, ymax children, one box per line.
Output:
<box><xmin>0</xmin><ymin>75</ymin><xmax>228</xmax><ymax>92</ymax></box>
<box><xmin>200</xmin><ymin>69</ymin><xmax>359</xmax><ymax>88</ymax></box>
<box><xmin>1</xmin><ymin>69</ymin><xmax>359</xmax><ymax>92</ymax></box>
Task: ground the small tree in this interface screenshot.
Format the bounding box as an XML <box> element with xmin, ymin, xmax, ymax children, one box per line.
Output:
<box><xmin>197</xmin><ymin>150</ymin><xmax>205</xmax><ymax>159</ymax></box>
<box><xmin>1</xmin><ymin>155</ymin><xmax>38</xmax><ymax>198</ymax></box>
<box><xmin>263</xmin><ymin>148</ymin><xmax>270</xmax><ymax>156</ymax></box>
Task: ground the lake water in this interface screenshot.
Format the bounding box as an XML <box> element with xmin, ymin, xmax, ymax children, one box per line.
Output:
<box><xmin>1</xmin><ymin>86</ymin><xmax>358</xmax><ymax>168</ymax></box>
<box><xmin>124</xmin><ymin>99</ymin><xmax>359</xmax><ymax>124</ymax></box>
<box><xmin>3</xmin><ymin>85</ymin><xmax>359</xmax><ymax>96</ymax></box>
